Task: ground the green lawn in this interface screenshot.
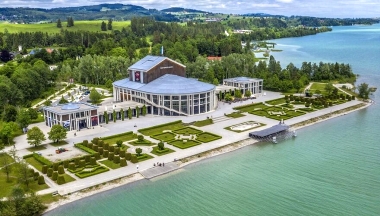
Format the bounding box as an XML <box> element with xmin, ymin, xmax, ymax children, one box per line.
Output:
<box><xmin>132</xmin><ymin>154</ymin><xmax>154</xmax><ymax>163</ymax></box>
<box><xmin>193</xmin><ymin>119</ymin><xmax>213</xmax><ymax>127</ymax></box>
<box><xmin>138</xmin><ymin>121</ymin><xmax>185</xmax><ymax>136</ymax></box>
<box><xmin>0</xmin><ymin>121</ymin><xmax>23</xmax><ymax>145</ymax></box>
<box><xmin>129</xmin><ymin>139</ymin><xmax>154</xmax><ymax>146</ymax></box>
<box><xmin>234</xmin><ymin>102</ymin><xmax>269</xmax><ymax>112</ymax></box>
<box><xmin>168</xmin><ymin>140</ymin><xmax>202</xmax><ymax>149</ymax></box>
<box><xmin>99</xmin><ymin>159</ymin><xmax>122</xmax><ymax>169</ymax></box>
<box><xmin>310</xmin><ymin>83</ymin><xmax>328</xmax><ymax>94</ymax></box>
<box><xmin>225</xmin><ymin>112</ymin><xmax>246</xmax><ymax>118</ymax></box>
<box><xmin>173</xmin><ymin>127</ymin><xmax>203</xmax><ymax>135</ymax></box>
<box><xmin>56</xmin><ymin>174</ymin><xmax>76</xmax><ymax>184</ymax></box>
<box><xmin>102</xmin><ymin>132</ymin><xmax>137</xmax><ymax>144</ymax></box>
<box><xmin>266</xmin><ymin>98</ymin><xmax>287</xmax><ymax>105</ymax></box>
<box><xmin>196</xmin><ymin>132</ymin><xmax>222</xmax><ymax>143</ymax></box>
<box><xmin>151</xmin><ymin>132</ymin><xmax>177</xmax><ymax>142</ymax></box>
<box><xmin>150</xmin><ymin>146</ymin><xmax>175</xmax><ymax>156</ymax></box>
<box><xmin>40</xmin><ymin>194</ymin><xmax>63</xmax><ymax>205</ymax></box>
<box><xmin>25</xmin><ymin>157</ymin><xmax>44</xmax><ymax>172</ymax></box>
<box><xmin>0</xmin><ymin>20</ymin><xmax>131</xmax><ymax>34</ymax></box>
<box><xmin>26</xmin><ymin>145</ymin><xmax>47</xmax><ymax>152</ymax></box>
<box><xmin>30</xmin><ymin>114</ymin><xmax>45</xmax><ymax>124</ymax></box>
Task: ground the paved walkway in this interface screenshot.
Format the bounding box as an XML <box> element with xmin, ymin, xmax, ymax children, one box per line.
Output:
<box><xmin>4</xmin><ymin>91</ymin><xmax>368</xmax><ymax>196</ymax></box>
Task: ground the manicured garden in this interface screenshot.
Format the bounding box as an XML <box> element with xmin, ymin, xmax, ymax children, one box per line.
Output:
<box><xmin>150</xmin><ymin>146</ymin><xmax>175</xmax><ymax>156</ymax></box>
<box><xmin>193</xmin><ymin>119</ymin><xmax>213</xmax><ymax>127</ymax></box>
<box><xmin>151</xmin><ymin>132</ymin><xmax>177</xmax><ymax>142</ymax></box>
<box><xmin>225</xmin><ymin>112</ymin><xmax>246</xmax><ymax>118</ymax></box>
<box><xmin>168</xmin><ymin>140</ymin><xmax>202</xmax><ymax>149</ymax></box>
<box><xmin>101</xmin><ymin>131</ymin><xmax>137</xmax><ymax>144</ymax></box>
<box><xmin>138</xmin><ymin>120</ymin><xmax>185</xmax><ymax>136</ymax></box>
<box><xmin>196</xmin><ymin>132</ymin><xmax>223</xmax><ymax>143</ymax></box>
<box><xmin>173</xmin><ymin>127</ymin><xmax>203</xmax><ymax>135</ymax></box>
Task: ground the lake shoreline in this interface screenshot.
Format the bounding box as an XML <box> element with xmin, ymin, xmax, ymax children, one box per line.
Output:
<box><xmin>44</xmin><ymin>101</ymin><xmax>372</xmax><ymax>213</ymax></box>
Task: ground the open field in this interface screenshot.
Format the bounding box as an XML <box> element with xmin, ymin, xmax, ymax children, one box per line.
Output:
<box><xmin>0</xmin><ymin>20</ymin><xmax>131</xmax><ymax>33</ymax></box>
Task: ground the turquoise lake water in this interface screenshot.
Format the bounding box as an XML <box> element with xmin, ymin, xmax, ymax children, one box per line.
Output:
<box><xmin>46</xmin><ymin>24</ymin><xmax>380</xmax><ymax>216</ymax></box>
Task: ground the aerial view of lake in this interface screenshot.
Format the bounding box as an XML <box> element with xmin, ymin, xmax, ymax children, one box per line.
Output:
<box><xmin>46</xmin><ymin>24</ymin><xmax>380</xmax><ymax>216</ymax></box>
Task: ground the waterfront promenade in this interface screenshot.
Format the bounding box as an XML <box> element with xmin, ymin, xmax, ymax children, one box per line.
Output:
<box><xmin>6</xmin><ymin>91</ymin><xmax>366</xmax><ymax>198</ymax></box>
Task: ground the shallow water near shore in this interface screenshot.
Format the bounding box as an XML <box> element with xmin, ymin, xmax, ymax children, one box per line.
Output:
<box><xmin>46</xmin><ymin>24</ymin><xmax>380</xmax><ymax>215</ymax></box>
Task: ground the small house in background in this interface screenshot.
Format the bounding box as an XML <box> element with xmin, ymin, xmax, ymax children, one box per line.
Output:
<box><xmin>207</xmin><ymin>56</ymin><xmax>222</xmax><ymax>61</ymax></box>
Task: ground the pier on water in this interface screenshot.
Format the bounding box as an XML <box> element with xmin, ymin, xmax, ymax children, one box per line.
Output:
<box><xmin>249</xmin><ymin>123</ymin><xmax>296</xmax><ymax>143</ymax></box>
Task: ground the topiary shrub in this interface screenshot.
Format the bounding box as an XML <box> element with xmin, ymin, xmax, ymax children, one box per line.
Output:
<box><xmin>94</xmin><ymin>152</ymin><xmax>100</xmax><ymax>160</ymax></box>
<box><xmin>114</xmin><ymin>147</ymin><xmax>120</xmax><ymax>155</ymax></box>
<box><xmin>93</xmin><ymin>145</ymin><xmax>98</xmax><ymax>152</ymax></box>
<box><xmin>53</xmin><ymin>163</ymin><xmax>59</xmax><ymax>171</ymax></box>
<box><xmin>91</xmin><ymin>137</ymin><xmax>99</xmax><ymax>145</ymax></box>
<box><xmin>85</xmin><ymin>155</ymin><xmax>91</xmax><ymax>163</ymax></box>
<box><xmin>75</xmin><ymin>158</ymin><xmax>80</xmax><ymax>166</ymax></box>
<box><xmin>63</xmin><ymin>160</ymin><xmax>69</xmax><ymax>168</ymax></box>
<box><xmin>305</xmin><ymin>103</ymin><xmax>310</xmax><ymax>108</ymax></box>
<box><xmin>120</xmin><ymin>158</ymin><xmax>127</xmax><ymax>167</ymax></box>
<box><xmin>103</xmin><ymin>143</ymin><xmax>109</xmax><ymax>150</ymax></box>
<box><xmin>52</xmin><ymin>172</ymin><xmax>58</xmax><ymax>181</ymax></box>
<box><xmin>79</xmin><ymin>160</ymin><xmax>86</xmax><ymax>168</ymax></box>
<box><xmin>108</xmin><ymin>152</ymin><xmax>114</xmax><ymax>161</ymax></box>
<box><xmin>58</xmin><ymin>165</ymin><xmax>65</xmax><ymax>174</ymax></box>
<box><xmin>109</xmin><ymin>146</ymin><xmax>114</xmax><ymax>152</ymax></box>
<box><xmin>47</xmin><ymin>168</ymin><xmax>53</xmax><ymax>177</ymax></box>
<box><xmin>87</xmin><ymin>143</ymin><xmax>93</xmax><ymax>149</ymax></box>
<box><xmin>125</xmin><ymin>152</ymin><xmax>132</xmax><ymax>161</ymax></box>
<box><xmin>68</xmin><ymin>163</ymin><xmax>75</xmax><ymax>170</ymax></box>
<box><xmin>38</xmin><ymin>176</ymin><xmax>45</xmax><ymax>185</ymax></box>
<box><xmin>42</xmin><ymin>165</ymin><xmax>48</xmax><ymax>174</ymax></box>
<box><xmin>57</xmin><ymin>175</ymin><xmax>66</xmax><ymax>185</ymax></box>
<box><xmin>113</xmin><ymin>155</ymin><xmax>120</xmax><ymax>164</ymax></box>
<box><xmin>103</xmin><ymin>150</ymin><xmax>109</xmax><ymax>158</ymax></box>
<box><xmin>137</xmin><ymin>135</ymin><xmax>144</xmax><ymax>142</ymax></box>
<box><xmin>98</xmin><ymin>140</ymin><xmax>104</xmax><ymax>147</ymax></box>
<box><xmin>34</xmin><ymin>172</ymin><xmax>39</xmax><ymax>181</ymax></box>
<box><xmin>131</xmin><ymin>155</ymin><xmax>138</xmax><ymax>163</ymax></box>
<box><xmin>116</xmin><ymin>140</ymin><xmax>123</xmax><ymax>147</ymax></box>
<box><xmin>83</xmin><ymin>140</ymin><xmax>89</xmax><ymax>147</ymax></box>
<box><xmin>119</xmin><ymin>150</ymin><xmax>125</xmax><ymax>158</ymax></box>
<box><xmin>90</xmin><ymin>157</ymin><xmax>96</xmax><ymax>165</ymax></box>
<box><xmin>98</xmin><ymin>147</ymin><xmax>104</xmax><ymax>155</ymax></box>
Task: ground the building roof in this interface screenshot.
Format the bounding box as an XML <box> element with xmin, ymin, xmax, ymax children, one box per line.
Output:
<box><xmin>128</xmin><ymin>55</ymin><xmax>186</xmax><ymax>72</ymax></box>
<box><xmin>224</xmin><ymin>77</ymin><xmax>263</xmax><ymax>83</ymax></box>
<box><xmin>207</xmin><ymin>56</ymin><xmax>222</xmax><ymax>61</ymax></box>
<box><xmin>113</xmin><ymin>74</ymin><xmax>215</xmax><ymax>94</ymax></box>
<box><xmin>43</xmin><ymin>103</ymin><xmax>98</xmax><ymax>114</ymax></box>
<box><xmin>249</xmin><ymin>124</ymin><xmax>289</xmax><ymax>138</ymax></box>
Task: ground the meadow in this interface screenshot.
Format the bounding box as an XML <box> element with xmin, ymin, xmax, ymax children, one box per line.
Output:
<box><xmin>0</xmin><ymin>20</ymin><xmax>131</xmax><ymax>34</ymax></box>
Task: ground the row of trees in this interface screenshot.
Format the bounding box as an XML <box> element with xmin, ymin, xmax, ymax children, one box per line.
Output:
<box><xmin>101</xmin><ymin>19</ymin><xmax>113</xmax><ymax>31</ymax></box>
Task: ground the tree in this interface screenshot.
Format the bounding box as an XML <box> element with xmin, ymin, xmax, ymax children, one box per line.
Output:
<box><xmin>104</xmin><ymin>111</ymin><xmax>108</xmax><ymax>124</ymax></box>
<box><xmin>16</xmin><ymin>160</ymin><xmax>31</xmax><ymax>188</ymax></box>
<box><xmin>136</xmin><ymin>106</ymin><xmax>140</xmax><ymax>118</ymax></box>
<box><xmin>113</xmin><ymin>110</ymin><xmax>116</xmax><ymax>122</ymax></box>
<box><xmin>4</xmin><ymin>105</ymin><xmax>18</xmax><ymax>122</ymax></box>
<box><xmin>244</xmin><ymin>90</ymin><xmax>252</xmax><ymax>98</ymax></box>
<box><xmin>325</xmin><ymin>82</ymin><xmax>335</xmax><ymax>95</ymax></box>
<box><xmin>107</xmin><ymin>19</ymin><xmax>113</xmax><ymax>30</ymax></box>
<box><xmin>121</xmin><ymin>108</ymin><xmax>124</xmax><ymax>121</ymax></box>
<box><xmin>116</xmin><ymin>140</ymin><xmax>123</xmax><ymax>148</ymax></box>
<box><xmin>101</xmin><ymin>21</ymin><xmax>107</xmax><ymax>31</ymax></box>
<box><xmin>135</xmin><ymin>148</ymin><xmax>142</xmax><ymax>156</ymax></box>
<box><xmin>224</xmin><ymin>93</ymin><xmax>233</xmax><ymax>102</ymax></box>
<box><xmin>137</xmin><ymin>135</ymin><xmax>144</xmax><ymax>142</ymax></box>
<box><xmin>358</xmin><ymin>82</ymin><xmax>370</xmax><ymax>99</ymax></box>
<box><xmin>48</xmin><ymin>124</ymin><xmax>67</xmax><ymax>143</ymax></box>
<box><xmin>89</xmin><ymin>88</ymin><xmax>102</xmax><ymax>105</ymax></box>
<box><xmin>1</xmin><ymin>122</ymin><xmax>18</xmax><ymax>145</ymax></box>
<box><xmin>234</xmin><ymin>90</ymin><xmax>242</xmax><ymax>99</ymax></box>
<box><xmin>27</xmin><ymin>127</ymin><xmax>46</xmax><ymax>147</ymax></box>
<box><xmin>142</xmin><ymin>105</ymin><xmax>147</xmax><ymax>116</ymax></box>
<box><xmin>27</xmin><ymin>108</ymin><xmax>38</xmax><ymax>120</ymax></box>
<box><xmin>1</xmin><ymin>151</ymin><xmax>12</xmax><ymax>182</ymax></box>
<box><xmin>105</xmin><ymin>79</ymin><xmax>113</xmax><ymax>89</ymax></box>
<box><xmin>17</xmin><ymin>109</ymin><xmax>31</xmax><ymax>130</ymax></box>
<box><xmin>158</xmin><ymin>142</ymin><xmax>165</xmax><ymax>150</ymax></box>
<box><xmin>59</xmin><ymin>95</ymin><xmax>69</xmax><ymax>104</ymax></box>
<box><xmin>128</xmin><ymin>107</ymin><xmax>132</xmax><ymax>119</ymax></box>
<box><xmin>57</xmin><ymin>19</ymin><xmax>62</xmax><ymax>28</ymax></box>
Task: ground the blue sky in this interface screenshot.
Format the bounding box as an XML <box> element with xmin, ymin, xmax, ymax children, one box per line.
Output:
<box><xmin>2</xmin><ymin>0</ymin><xmax>380</xmax><ymax>18</ymax></box>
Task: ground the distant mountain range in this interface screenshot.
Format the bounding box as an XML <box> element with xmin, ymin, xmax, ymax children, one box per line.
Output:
<box><xmin>0</xmin><ymin>4</ymin><xmax>180</xmax><ymax>22</ymax></box>
<box><xmin>161</xmin><ymin>7</ymin><xmax>208</xmax><ymax>13</ymax></box>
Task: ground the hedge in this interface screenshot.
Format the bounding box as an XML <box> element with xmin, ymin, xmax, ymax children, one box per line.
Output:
<box><xmin>125</xmin><ymin>152</ymin><xmax>132</xmax><ymax>161</ymax></box>
<box><xmin>103</xmin><ymin>150</ymin><xmax>109</xmax><ymax>158</ymax></box>
<box><xmin>103</xmin><ymin>143</ymin><xmax>109</xmax><ymax>150</ymax></box>
<box><xmin>68</xmin><ymin>163</ymin><xmax>75</xmax><ymax>170</ymax></box>
<box><xmin>94</xmin><ymin>152</ymin><xmax>100</xmax><ymax>160</ymax></box>
<box><xmin>58</xmin><ymin>165</ymin><xmax>65</xmax><ymax>174</ymax></box>
<box><xmin>137</xmin><ymin>155</ymin><xmax>147</xmax><ymax>160</ymax></box>
<box><xmin>93</xmin><ymin>145</ymin><xmax>98</xmax><ymax>152</ymax></box>
<box><xmin>138</xmin><ymin>120</ymin><xmax>183</xmax><ymax>134</ymax></box>
<box><xmin>101</xmin><ymin>131</ymin><xmax>134</xmax><ymax>140</ymax></box>
<box><xmin>33</xmin><ymin>172</ymin><xmax>39</xmax><ymax>181</ymax></box>
<box><xmin>90</xmin><ymin>157</ymin><xmax>96</xmax><ymax>165</ymax></box>
<box><xmin>52</xmin><ymin>172</ymin><xmax>58</xmax><ymax>181</ymax></box>
<box><xmin>79</xmin><ymin>160</ymin><xmax>86</xmax><ymax>168</ymax></box>
<box><xmin>85</xmin><ymin>155</ymin><xmax>91</xmax><ymax>163</ymax></box>
<box><xmin>22</xmin><ymin>153</ymin><xmax>34</xmax><ymax>159</ymax></box>
<box><xmin>63</xmin><ymin>160</ymin><xmax>69</xmax><ymax>168</ymax></box>
<box><xmin>98</xmin><ymin>140</ymin><xmax>104</xmax><ymax>147</ymax></box>
<box><xmin>57</xmin><ymin>175</ymin><xmax>66</xmax><ymax>185</ymax></box>
<box><xmin>91</xmin><ymin>137</ymin><xmax>99</xmax><ymax>145</ymax></box>
<box><xmin>42</xmin><ymin>165</ymin><xmax>48</xmax><ymax>174</ymax></box>
<box><xmin>87</xmin><ymin>143</ymin><xmax>93</xmax><ymax>149</ymax></box>
<box><xmin>114</xmin><ymin>147</ymin><xmax>120</xmax><ymax>155</ymax></box>
<box><xmin>33</xmin><ymin>153</ymin><xmax>52</xmax><ymax>166</ymax></box>
<box><xmin>53</xmin><ymin>163</ymin><xmax>59</xmax><ymax>171</ymax></box>
<box><xmin>109</xmin><ymin>146</ymin><xmax>115</xmax><ymax>152</ymax></box>
<box><xmin>82</xmin><ymin>140</ymin><xmax>89</xmax><ymax>146</ymax></box>
<box><xmin>74</xmin><ymin>158</ymin><xmax>80</xmax><ymax>166</ymax></box>
<box><xmin>155</xmin><ymin>148</ymin><xmax>169</xmax><ymax>154</ymax></box>
<box><xmin>108</xmin><ymin>152</ymin><xmax>114</xmax><ymax>161</ymax></box>
<box><xmin>119</xmin><ymin>150</ymin><xmax>125</xmax><ymax>158</ymax></box>
<box><xmin>98</xmin><ymin>147</ymin><xmax>104</xmax><ymax>155</ymax></box>
<box><xmin>47</xmin><ymin>168</ymin><xmax>53</xmax><ymax>177</ymax></box>
<box><xmin>120</xmin><ymin>158</ymin><xmax>127</xmax><ymax>167</ymax></box>
<box><xmin>75</xmin><ymin>144</ymin><xmax>97</xmax><ymax>154</ymax></box>
<box><xmin>38</xmin><ymin>176</ymin><xmax>45</xmax><ymax>185</ymax></box>
<box><xmin>113</xmin><ymin>155</ymin><xmax>120</xmax><ymax>164</ymax></box>
<box><xmin>75</xmin><ymin>166</ymin><xmax>109</xmax><ymax>178</ymax></box>
<box><xmin>131</xmin><ymin>155</ymin><xmax>138</xmax><ymax>163</ymax></box>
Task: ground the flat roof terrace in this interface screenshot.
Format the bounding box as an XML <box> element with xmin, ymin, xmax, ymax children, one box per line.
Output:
<box><xmin>44</xmin><ymin>103</ymin><xmax>98</xmax><ymax>114</ymax></box>
<box><xmin>97</xmin><ymin>100</ymin><xmax>147</xmax><ymax>113</ymax></box>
